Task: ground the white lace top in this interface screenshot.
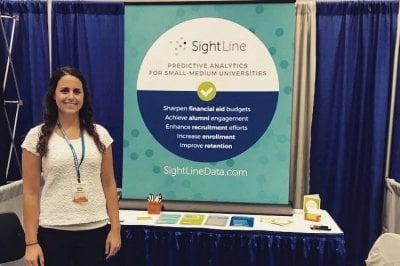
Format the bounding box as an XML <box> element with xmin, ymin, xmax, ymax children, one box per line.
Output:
<box><xmin>21</xmin><ymin>124</ymin><xmax>113</xmax><ymax>227</ymax></box>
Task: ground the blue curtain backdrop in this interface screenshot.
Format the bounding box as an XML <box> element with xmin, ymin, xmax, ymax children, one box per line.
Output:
<box><xmin>312</xmin><ymin>1</ymin><xmax>398</xmax><ymax>265</ymax></box>
<box><xmin>0</xmin><ymin>1</ymin><xmax>49</xmax><ymax>181</ymax></box>
<box><xmin>51</xmin><ymin>1</ymin><xmax>124</xmax><ymax>186</ymax></box>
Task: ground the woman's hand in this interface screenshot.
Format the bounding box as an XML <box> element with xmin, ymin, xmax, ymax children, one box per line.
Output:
<box><xmin>24</xmin><ymin>244</ymin><xmax>44</xmax><ymax>266</ymax></box>
<box><xmin>105</xmin><ymin>229</ymin><xmax>121</xmax><ymax>259</ymax></box>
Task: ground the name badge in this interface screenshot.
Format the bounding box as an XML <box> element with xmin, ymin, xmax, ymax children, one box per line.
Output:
<box><xmin>72</xmin><ymin>181</ymin><xmax>89</xmax><ymax>203</ymax></box>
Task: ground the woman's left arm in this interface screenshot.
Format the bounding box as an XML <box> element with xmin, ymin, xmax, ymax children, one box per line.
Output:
<box><xmin>100</xmin><ymin>145</ymin><xmax>121</xmax><ymax>259</ymax></box>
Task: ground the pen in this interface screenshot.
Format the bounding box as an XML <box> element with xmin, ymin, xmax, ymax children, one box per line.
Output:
<box><xmin>147</xmin><ymin>193</ymin><xmax>154</xmax><ymax>202</ymax></box>
<box><xmin>147</xmin><ymin>193</ymin><xmax>162</xmax><ymax>202</ymax></box>
<box><xmin>310</xmin><ymin>225</ymin><xmax>331</xmax><ymax>231</ymax></box>
<box><xmin>156</xmin><ymin>193</ymin><xmax>162</xmax><ymax>202</ymax></box>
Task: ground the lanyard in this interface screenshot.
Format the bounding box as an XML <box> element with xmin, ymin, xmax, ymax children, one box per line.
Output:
<box><xmin>57</xmin><ymin>120</ymin><xmax>85</xmax><ymax>183</ymax></box>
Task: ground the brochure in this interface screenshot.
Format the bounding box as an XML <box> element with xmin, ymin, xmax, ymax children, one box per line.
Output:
<box><xmin>303</xmin><ymin>194</ymin><xmax>322</xmax><ymax>222</ymax></box>
<box><xmin>303</xmin><ymin>194</ymin><xmax>321</xmax><ymax>222</ymax></box>
<box><xmin>303</xmin><ymin>194</ymin><xmax>321</xmax><ymax>212</ymax></box>
<box><xmin>155</xmin><ymin>213</ymin><xmax>181</xmax><ymax>224</ymax></box>
<box><xmin>179</xmin><ymin>214</ymin><xmax>205</xmax><ymax>225</ymax></box>
<box><xmin>204</xmin><ymin>215</ymin><xmax>229</xmax><ymax>226</ymax></box>
<box><xmin>229</xmin><ymin>216</ymin><xmax>254</xmax><ymax>227</ymax></box>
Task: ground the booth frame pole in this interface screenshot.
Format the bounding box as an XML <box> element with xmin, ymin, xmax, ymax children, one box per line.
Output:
<box><xmin>0</xmin><ymin>13</ymin><xmax>22</xmax><ymax>181</ymax></box>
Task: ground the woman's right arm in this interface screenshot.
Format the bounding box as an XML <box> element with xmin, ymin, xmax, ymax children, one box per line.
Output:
<box><xmin>22</xmin><ymin>148</ymin><xmax>45</xmax><ymax>266</ymax></box>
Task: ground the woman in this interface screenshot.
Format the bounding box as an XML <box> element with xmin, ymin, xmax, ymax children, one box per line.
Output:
<box><xmin>21</xmin><ymin>66</ymin><xmax>121</xmax><ymax>266</ymax></box>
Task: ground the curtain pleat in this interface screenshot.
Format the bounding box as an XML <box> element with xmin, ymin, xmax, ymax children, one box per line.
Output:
<box><xmin>312</xmin><ymin>1</ymin><xmax>398</xmax><ymax>264</ymax></box>
<box><xmin>291</xmin><ymin>0</ymin><xmax>316</xmax><ymax>209</ymax></box>
<box><xmin>51</xmin><ymin>1</ymin><xmax>124</xmax><ymax>185</ymax></box>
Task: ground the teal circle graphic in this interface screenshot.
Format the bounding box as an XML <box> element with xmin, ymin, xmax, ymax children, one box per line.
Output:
<box><xmin>137</xmin><ymin>18</ymin><xmax>280</xmax><ymax>162</ymax></box>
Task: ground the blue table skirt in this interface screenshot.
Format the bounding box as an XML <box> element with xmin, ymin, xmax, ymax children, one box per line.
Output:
<box><xmin>107</xmin><ymin>225</ymin><xmax>345</xmax><ymax>266</ymax></box>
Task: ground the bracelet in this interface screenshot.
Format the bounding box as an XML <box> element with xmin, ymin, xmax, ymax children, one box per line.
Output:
<box><xmin>26</xmin><ymin>242</ymin><xmax>38</xmax><ymax>246</ymax></box>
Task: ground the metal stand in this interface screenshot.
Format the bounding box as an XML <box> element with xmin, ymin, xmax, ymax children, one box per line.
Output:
<box><xmin>1</xmin><ymin>13</ymin><xmax>22</xmax><ymax>181</ymax></box>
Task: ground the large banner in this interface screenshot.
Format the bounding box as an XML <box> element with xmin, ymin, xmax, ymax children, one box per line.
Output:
<box><xmin>123</xmin><ymin>3</ymin><xmax>294</xmax><ymax>205</ymax></box>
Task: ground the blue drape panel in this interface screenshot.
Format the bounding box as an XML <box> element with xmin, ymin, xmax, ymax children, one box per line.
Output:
<box><xmin>312</xmin><ymin>1</ymin><xmax>398</xmax><ymax>265</ymax></box>
<box><xmin>0</xmin><ymin>1</ymin><xmax>49</xmax><ymax>180</ymax></box>
<box><xmin>106</xmin><ymin>226</ymin><xmax>345</xmax><ymax>266</ymax></box>
<box><xmin>51</xmin><ymin>2</ymin><xmax>124</xmax><ymax>185</ymax></box>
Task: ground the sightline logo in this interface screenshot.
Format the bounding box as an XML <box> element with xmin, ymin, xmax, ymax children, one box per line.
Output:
<box><xmin>192</xmin><ymin>40</ymin><xmax>247</xmax><ymax>55</ymax></box>
<box><xmin>169</xmin><ymin>35</ymin><xmax>247</xmax><ymax>56</ymax></box>
<box><xmin>170</xmin><ymin>37</ymin><xmax>187</xmax><ymax>56</ymax></box>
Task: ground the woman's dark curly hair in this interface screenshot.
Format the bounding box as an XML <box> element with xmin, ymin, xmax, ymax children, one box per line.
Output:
<box><xmin>37</xmin><ymin>66</ymin><xmax>105</xmax><ymax>157</ymax></box>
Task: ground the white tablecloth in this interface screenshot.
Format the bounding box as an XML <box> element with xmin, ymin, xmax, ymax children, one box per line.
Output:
<box><xmin>119</xmin><ymin>208</ymin><xmax>343</xmax><ymax>234</ymax></box>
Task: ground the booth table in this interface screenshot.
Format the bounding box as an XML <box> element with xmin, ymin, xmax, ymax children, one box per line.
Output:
<box><xmin>106</xmin><ymin>209</ymin><xmax>345</xmax><ymax>266</ymax></box>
